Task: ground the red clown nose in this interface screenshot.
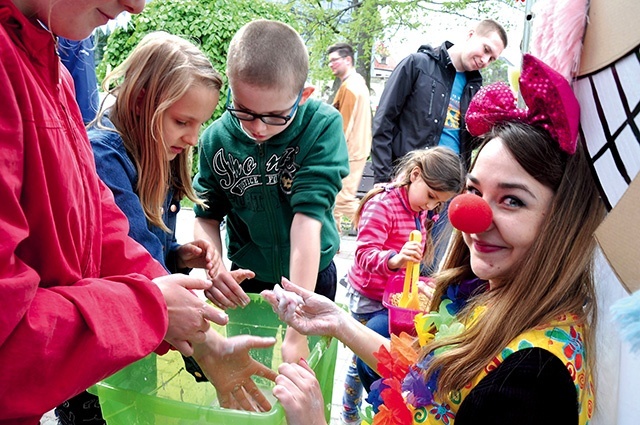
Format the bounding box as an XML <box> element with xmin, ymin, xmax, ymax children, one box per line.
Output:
<box><xmin>448</xmin><ymin>193</ymin><xmax>493</xmax><ymax>234</ymax></box>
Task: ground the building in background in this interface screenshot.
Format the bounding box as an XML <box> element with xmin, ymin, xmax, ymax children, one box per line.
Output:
<box><xmin>369</xmin><ymin>42</ymin><xmax>397</xmax><ymax>112</ymax></box>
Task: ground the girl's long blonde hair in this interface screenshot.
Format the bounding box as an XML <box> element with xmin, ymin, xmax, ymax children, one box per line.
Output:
<box><xmin>426</xmin><ymin>122</ymin><xmax>606</xmax><ymax>395</ymax></box>
<box><xmin>354</xmin><ymin>147</ymin><xmax>464</xmax><ymax>264</ymax></box>
<box><xmin>94</xmin><ymin>31</ymin><xmax>222</xmax><ymax>231</ymax></box>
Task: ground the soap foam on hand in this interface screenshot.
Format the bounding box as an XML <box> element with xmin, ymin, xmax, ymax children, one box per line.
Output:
<box><xmin>272</xmin><ymin>284</ymin><xmax>305</xmax><ymax>317</ymax></box>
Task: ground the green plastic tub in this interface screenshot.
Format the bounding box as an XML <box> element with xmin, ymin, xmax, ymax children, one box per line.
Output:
<box><xmin>89</xmin><ymin>294</ymin><xmax>337</xmax><ymax>424</ymax></box>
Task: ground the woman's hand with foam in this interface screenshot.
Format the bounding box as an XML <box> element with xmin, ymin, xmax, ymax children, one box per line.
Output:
<box><xmin>261</xmin><ymin>278</ymin><xmax>344</xmax><ymax>338</ymax></box>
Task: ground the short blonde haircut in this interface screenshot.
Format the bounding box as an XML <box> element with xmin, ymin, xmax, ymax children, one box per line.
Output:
<box><xmin>98</xmin><ymin>31</ymin><xmax>222</xmax><ymax>231</ymax></box>
<box><xmin>227</xmin><ymin>19</ymin><xmax>308</xmax><ymax>96</ymax></box>
<box><xmin>475</xmin><ymin>19</ymin><xmax>508</xmax><ymax>48</ymax></box>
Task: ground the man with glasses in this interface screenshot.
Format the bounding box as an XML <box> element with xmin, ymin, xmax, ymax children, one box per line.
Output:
<box><xmin>193</xmin><ymin>20</ymin><xmax>349</xmax><ymax>364</ymax></box>
<box><xmin>327</xmin><ymin>43</ymin><xmax>372</xmax><ymax>238</ymax></box>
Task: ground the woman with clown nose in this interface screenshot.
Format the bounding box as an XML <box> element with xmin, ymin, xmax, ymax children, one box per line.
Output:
<box><xmin>262</xmin><ymin>54</ymin><xmax>605</xmax><ymax>425</ymax></box>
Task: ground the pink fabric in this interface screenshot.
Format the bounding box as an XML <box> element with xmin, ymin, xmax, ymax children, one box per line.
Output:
<box><xmin>466</xmin><ymin>54</ymin><xmax>580</xmax><ymax>154</ymax></box>
<box><xmin>0</xmin><ymin>2</ymin><xmax>169</xmax><ymax>422</ymax></box>
<box><xmin>530</xmin><ymin>0</ymin><xmax>589</xmax><ymax>81</ymax></box>
<box><xmin>347</xmin><ymin>186</ymin><xmax>428</xmax><ymax>301</ymax></box>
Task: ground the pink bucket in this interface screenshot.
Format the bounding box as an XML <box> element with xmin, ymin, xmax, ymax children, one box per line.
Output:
<box><xmin>382</xmin><ymin>272</ymin><xmax>431</xmax><ymax>336</ymax></box>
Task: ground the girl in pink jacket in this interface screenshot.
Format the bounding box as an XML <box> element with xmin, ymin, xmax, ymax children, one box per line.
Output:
<box><xmin>341</xmin><ymin>147</ymin><xmax>464</xmax><ymax>424</ymax></box>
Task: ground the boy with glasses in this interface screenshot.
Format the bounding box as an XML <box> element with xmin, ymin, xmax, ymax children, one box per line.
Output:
<box><xmin>193</xmin><ymin>19</ymin><xmax>349</xmax><ymax>363</ymax></box>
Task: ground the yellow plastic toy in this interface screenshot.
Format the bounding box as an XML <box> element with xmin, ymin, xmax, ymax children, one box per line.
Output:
<box><xmin>398</xmin><ymin>230</ymin><xmax>422</xmax><ymax>310</ymax></box>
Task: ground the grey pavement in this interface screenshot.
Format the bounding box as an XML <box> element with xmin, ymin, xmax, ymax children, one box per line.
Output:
<box><xmin>41</xmin><ymin>208</ymin><xmax>362</xmax><ymax>425</ymax></box>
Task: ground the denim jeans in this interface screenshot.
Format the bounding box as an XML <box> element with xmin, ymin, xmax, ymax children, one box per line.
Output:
<box><xmin>342</xmin><ymin>309</ymin><xmax>389</xmax><ymax>422</ymax></box>
<box><xmin>355</xmin><ymin>311</ymin><xmax>390</xmax><ymax>393</ymax></box>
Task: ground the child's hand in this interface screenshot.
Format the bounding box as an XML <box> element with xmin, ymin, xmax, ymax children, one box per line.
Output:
<box><xmin>417</xmin><ymin>277</ymin><xmax>436</xmax><ymax>302</ymax></box>
<box><xmin>205</xmin><ymin>268</ymin><xmax>253</xmax><ymax>309</ymax></box>
<box><xmin>261</xmin><ymin>278</ymin><xmax>344</xmax><ymax>338</ymax></box>
<box><xmin>387</xmin><ymin>240</ymin><xmax>422</xmax><ymax>270</ymax></box>
<box><xmin>152</xmin><ymin>274</ymin><xmax>226</xmax><ymax>356</ymax></box>
<box><xmin>273</xmin><ymin>359</ymin><xmax>327</xmax><ymax>425</ymax></box>
<box><xmin>176</xmin><ymin>239</ymin><xmax>220</xmax><ymax>274</ymax></box>
<box><xmin>192</xmin><ymin>332</ymin><xmax>278</xmax><ymax>412</ymax></box>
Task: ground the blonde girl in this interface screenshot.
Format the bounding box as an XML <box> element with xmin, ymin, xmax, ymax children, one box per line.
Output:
<box><xmin>1</xmin><ymin>1</ymin><xmax>276</xmax><ymax>422</ymax></box>
<box><xmin>56</xmin><ymin>31</ymin><xmax>256</xmax><ymax>423</ymax></box>
<box><xmin>90</xmin><ymin>31</ymin><xmax>222</xmax><ymax>272</ymax></box>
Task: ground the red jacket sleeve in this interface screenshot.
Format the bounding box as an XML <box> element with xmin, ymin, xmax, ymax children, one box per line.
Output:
<box><xmin>0</xmin><ymin>21</ymin><xmax>169</xmax><ymax>419</ymax></box>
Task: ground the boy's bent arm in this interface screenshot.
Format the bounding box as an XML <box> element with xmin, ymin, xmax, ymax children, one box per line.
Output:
<box><xmin>283</xmin><ymin>213</ymin><xmax>322</xmax><ymax>362</ymax></box>
<box><xmin>194</xmin><ymin>217</ymin><xmax>251</xmax><ymax>308</ymax></box>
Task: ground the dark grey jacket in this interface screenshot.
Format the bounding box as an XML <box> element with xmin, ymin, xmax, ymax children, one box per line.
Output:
<box><xmin>371</xmin><ymin>41</ymin><xmax>483</xmax><ymax>183</ymax></box>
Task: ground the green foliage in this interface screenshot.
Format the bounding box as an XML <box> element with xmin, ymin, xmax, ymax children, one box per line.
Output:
<box><xmin>480</xmin><ymin>59</ymin><xmax>509</xmax><ymax>85</ymax></box>
<box><xmin>99</xmin><ymin>0</ymin><xmax>296</xmax><ymax>178</ymax></box>
<box><xmin>290</xmin><ymin>0</ymin><xmax>416</xmax><ymax>86</ymax></box>
<box><xmin>342</xmin><ymin>0</ymin><xmax>383</xmax><ymax>85</ymax></box>
<box><xmin>180</xmin><ymin>197</ymin><xmax>195</xmax><ymax>209</ymax></box>
<box><xmin>98</xmin><ymin>0</ymin><xmax>296</xmax><ymax>124</ymax></box>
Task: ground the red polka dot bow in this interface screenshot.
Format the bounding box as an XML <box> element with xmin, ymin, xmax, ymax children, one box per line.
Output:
<box><xmin>466</xmin><ymin>54</ymin><xmax>580</xmax><ymax>154</ymax></box>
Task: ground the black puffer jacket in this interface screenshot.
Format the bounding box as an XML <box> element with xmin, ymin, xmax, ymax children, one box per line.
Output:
<box><xmin>371</xmin><ymin>41</ymin><xmax>483</xmax><ymax>183</ymax></box>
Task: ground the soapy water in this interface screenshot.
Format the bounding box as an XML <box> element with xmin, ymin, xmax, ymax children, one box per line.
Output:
<box><xmin>94</xmin><ymin>295</ymin><xmax>335</xmax><ymax>423</ymax></box>
<box><xmin>207</xmin><ymin>385</ymin><xmax>279</xmax><ymax>409</ymax></box>
<box><xmin>151</xmin><ymin>324</ymin><xmax>286</xmax><ymax>410</ymax></box>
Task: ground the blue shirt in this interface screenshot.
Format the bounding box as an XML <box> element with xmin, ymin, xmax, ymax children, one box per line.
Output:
<box><xmin>438</xmin><ymin>72</ymin><xmax>466</xmax><ymax>155</ymax></box>
<box><xmin>88</xmin><ymin>118</ymin><xmax>182</xmax><ymax>272</ymax></box>
<box><xmin>58</xmin><ymin>36</ymin><xmax>99</xmax><ymax>124</ymax></box>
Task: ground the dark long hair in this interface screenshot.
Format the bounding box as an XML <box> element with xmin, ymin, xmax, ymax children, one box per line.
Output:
<box><xmin>427</xmin><ymin>121</ymin><xmax>605</xmax><ymax>395</ymax></box>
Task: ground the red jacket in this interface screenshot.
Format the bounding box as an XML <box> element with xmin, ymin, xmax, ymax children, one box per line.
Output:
<box><xmin>0</xmin><ymin>2</ymin><xmax>169</xmax><ymax>422</ymax></box>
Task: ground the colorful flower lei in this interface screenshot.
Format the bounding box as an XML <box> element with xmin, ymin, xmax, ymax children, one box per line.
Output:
<box><xmin>362</xmin><ymin>278</ymin><xmax>487</xmax><ymax>425</ymax></box>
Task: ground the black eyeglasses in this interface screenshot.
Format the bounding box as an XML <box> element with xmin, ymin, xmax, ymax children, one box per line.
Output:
<box><xmin>225</xmin><ymin>88</ymin><xmax>303</xmax><ymax>126</ymax></box>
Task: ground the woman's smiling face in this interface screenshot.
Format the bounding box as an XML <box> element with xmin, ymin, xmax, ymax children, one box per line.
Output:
<box><xmin>463</xmin><ymin>138</ymin><xmax>554</xmax><ymax>289</ymax></box>
<box><xmin>16</xmin><ymin>0</ymin><xmax>146</xmax><ymax>40</ymax></box>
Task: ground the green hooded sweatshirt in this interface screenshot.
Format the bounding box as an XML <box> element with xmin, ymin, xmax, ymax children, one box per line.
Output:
<box><xmin>193</xmin><ymin>98</ymin><xmax>349</xmax><ymax>284</ymax></box>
